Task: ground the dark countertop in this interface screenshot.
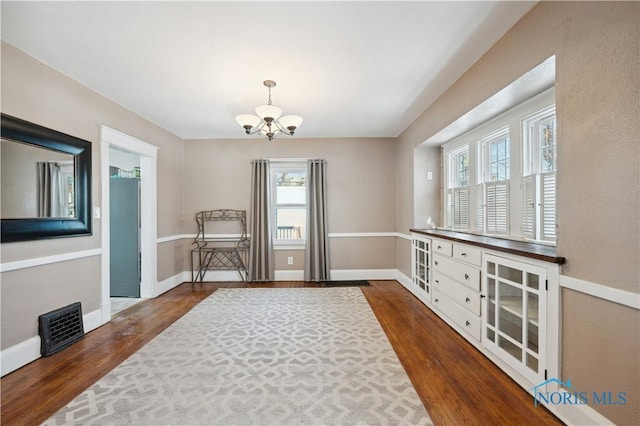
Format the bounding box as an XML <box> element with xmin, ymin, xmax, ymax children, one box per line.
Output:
<box><xmin>410</xmin><ymin>228</ymin><xmax>565</xmax><ymax>264</ymax></box>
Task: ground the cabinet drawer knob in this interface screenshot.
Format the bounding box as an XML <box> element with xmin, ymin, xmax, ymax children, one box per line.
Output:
<box><xmin>465</xmin><ymin>297</ymin><xmax>471</xmax><ymax>303</ymax></box>
<box><xmin>435</xmin><ymin>280</ymin><xmax>440</xmax><ymax>284</ymax></box>
<box><xmin>461</xmin><ymin>252</ymin><xmax>467</xmax><ymax>257</ymax></box>
<box><xmin>434</xmin><ymin>261</ymin><xmax>439</xmax><ymax>266</ymax></box>
<box><xmin>437</xmin><ymin>245</ymin><xmax>442</xmax><ymax>249</ymax></box>
<box><xmin>465</xmin><ymin>320</ymin><xmax>471</xmax><ymax>327</ymax></box>
<box><xmin>464</xmin><ymin>273</ymin><xmax>469</xmax><ymax>280</ymax></box>
<box><xmin>434</xmin><ymin>298</ymin><xmax>439</xmax><ymax>303</ymax></box>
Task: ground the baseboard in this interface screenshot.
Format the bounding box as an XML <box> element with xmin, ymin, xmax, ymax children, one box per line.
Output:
<box><xmin>274</xmin><ymin>270</ymin><xmax>304</xmax><ymax>281</ymax></box>
<box><xmin>395</xmin><ymin>270</ymin><xmax>431</xmax><ymax>306</ymax></box>
<box><xmin>155</xmin><ymin>271</ymin><xmax>190</xmax><ymax>297</ymax></box>
<box><xmin>549</xmin><ymin>390</ymin><xmax>616</xmax><ymax>426</ymax></box>
<box><xmin>195</xmin><ymin>270</ymin><xmax>246</xmax><ymax>282</ymax></box>
<box><xmin>83</xmin><ymin>307</ymin><xmax>103</xmax><ymax>333</ymax></box>
<box><xmin>395</xmin><ymin>270</ymin><xmax>413</xmax><ymax>289</ymax></box>
<box><xmin>331</xmin><ymin>269</ymin><xmax>397</xmax><ymax>280</ymax></box>
<box><xmin>0</xmin><ymin>336</ymin><xmax>40</xmax><ymax>377</ymax></box>
<box><xmin>1</xmin><ymin>307</ymin><xmax>102</xmax><ymax>377</ymax></box>
<box><xmin>189</xmin><ymin>269</ymin><xmax>399</xmax><ymax>282</ymax></box>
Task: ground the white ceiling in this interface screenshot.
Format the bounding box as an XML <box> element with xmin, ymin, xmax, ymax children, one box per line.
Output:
<box><xmin>1</xmin><ymin>1</ymin><xmax>536</xmax><ymax>140</ymax></box>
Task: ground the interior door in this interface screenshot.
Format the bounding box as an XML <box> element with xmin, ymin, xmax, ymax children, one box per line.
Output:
<box><xmin>110</xmin><ymin>177</ymin><xmax>140</xmax><ymax>297</ymax></box>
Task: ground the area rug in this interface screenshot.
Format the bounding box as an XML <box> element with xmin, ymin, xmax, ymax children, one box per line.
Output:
<box><xmin>44</xmin><ymin>288</ymin><xmax>433</xmax><ymax>425</ymax></box>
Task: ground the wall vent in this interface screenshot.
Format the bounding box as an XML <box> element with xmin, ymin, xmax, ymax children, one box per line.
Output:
<box><xmin>38</xmin><ymin>302</ymin><xmax>85</xmax><ymax>356</ymax></box>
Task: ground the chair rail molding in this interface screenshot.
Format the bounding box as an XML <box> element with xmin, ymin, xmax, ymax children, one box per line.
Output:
<box><xmin>559</xmin><ymin>275</ymin><xmax>640</xmax><ymax>310</ymax></box>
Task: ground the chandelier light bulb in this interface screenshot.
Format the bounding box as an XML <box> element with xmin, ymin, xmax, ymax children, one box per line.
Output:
<box><xmin>235</xmin><ymin>114</ymin><xmax>261</xmax><ymax>133</ymax></box>
<box><xmin>278</xmin><ymin>115</ymin><xmax>303</xmax><ymax>133</ymax></box>
<box><xmin>255</xmin><ymin>104</ymin><xmax>282</xmax><ymax>121</ymax></box>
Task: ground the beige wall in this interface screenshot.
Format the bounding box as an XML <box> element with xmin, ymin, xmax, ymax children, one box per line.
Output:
<box><xmin>1</xmin><ymin>256</ymin><xmax>101</xmax><ymax>348</ymax></box>
<box><xmin>1</xmin><ymin>42</ymin><xmax>186</xmax><ymax>348</ymax></box>
<box><xmin>396</xmin><ymin>2</ymin><xmax>639</xmax><ymax>424</ymax></box>
<box><xmin>183</xmin><ymin>137</ymin><xmax>397</xmax><ymax>272</ymax></box>
<box><xmin>2</xmin><ymin>3</ymin><xmax>639</xmax><ymax>423</ymax></box>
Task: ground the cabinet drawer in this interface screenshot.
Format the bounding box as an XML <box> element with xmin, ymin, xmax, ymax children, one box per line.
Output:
<box><xmin>433</xmin><ymin>254</ymin><xmax>481</xmax><ymax>291</ymax></box>
<box><xmin>433</xmin><ymin>271</ymin><xmax>481</xmax><ymax>316</ymax></box>
<box><xmin>453</xmin><ymin>244</ymin><xmax>481</xmax><ymax>267</ymax></box>
<box><xmin>432</xmin><ymin>239</ymin><xmax>453</xmax><ymax>257</ymax></box>
<box><xmin>432</xmin><ymin>289</ymin><xmax>481</xmax><ymax>341</ymax></box>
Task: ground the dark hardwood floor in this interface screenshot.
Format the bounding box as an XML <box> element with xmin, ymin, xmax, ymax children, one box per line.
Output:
<box><xmin>0</xmin><ymin>280</ymin><xmax>563</xmax><ymax>425</ymax></box>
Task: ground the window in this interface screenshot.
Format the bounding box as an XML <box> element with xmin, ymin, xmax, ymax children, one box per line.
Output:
<box><xmin>446</xmin><ymin>146</ymin><xmax>470</xmax><ymax>230</ymax></box>
<box><xmin>477</xmin><ymin>128</ymin><xmax>511</xmax><ymax>235</ymax></box>
<box><xmin>522</xmin><ymin>106</ymin><xmax>557</xmax><ymax>242</ymax></box>
<box><xmin>441</xmin><ymin>87</ymin><xmax>556</xmax><ymax>244</ymax></box>
<box><xmin>271</xmin><ymin>163</ymin><xmax>306</xmax><ymax>245</ymax></box>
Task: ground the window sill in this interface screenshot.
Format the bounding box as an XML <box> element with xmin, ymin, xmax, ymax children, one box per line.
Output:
<box><xmin>274</xmin><ymin>244</ymin><xmax>305</xmax><ymax>251</ymax></box>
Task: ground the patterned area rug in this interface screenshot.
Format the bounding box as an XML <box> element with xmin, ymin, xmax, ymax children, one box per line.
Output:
<box><xmin>44</xmin><ymin>288</ymin><xmax>433</xmax><ymax>425</ymax></box>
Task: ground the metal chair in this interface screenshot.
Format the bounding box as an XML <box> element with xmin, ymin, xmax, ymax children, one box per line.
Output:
<box><xmin>190</xmin><ymin>210</ymin><xmax>250</xmax><ymax>283</ymax></box>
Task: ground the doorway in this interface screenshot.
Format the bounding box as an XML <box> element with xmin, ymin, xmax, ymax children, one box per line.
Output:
<box><xmin>109</xmin><ymin>147</ymin><xmax>141</xmax><ymax>300</ymax></box>
<box><xmin>100</xmin><ymin>126</ymin><xmax>158</xmax><ymax>324</ymax></box>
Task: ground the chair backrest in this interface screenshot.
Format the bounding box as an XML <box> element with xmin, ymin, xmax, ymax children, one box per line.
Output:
<box><xmin>193</xmin><ymin>209</ymin><xmax>249</xmax><ymax>249</ymax></box>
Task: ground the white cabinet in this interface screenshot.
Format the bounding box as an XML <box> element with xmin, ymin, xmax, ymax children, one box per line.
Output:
<box><xmin>408</xmin><ymin>229</ymin><xmax>563</xmax><ymax>394</ymax></box>
<box><xmin>482</xmin><ymin>254</ymin><xmax>548</xmax><ymax>384</ymax></box>
<box><xmin>431</xmin><ymin>238</ymin><xmax>482</xmax><ymax>341</ymax></box>
<box><xmin>411</xmin><ymin>235</ymin><xmax>431</xmax><ymax>302</ymax></box>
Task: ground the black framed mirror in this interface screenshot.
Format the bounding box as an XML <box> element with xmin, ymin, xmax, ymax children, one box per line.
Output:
<box><xmin>1</xmin><ymin>114</ymin><xmax>92</xmax><ymax>242</ymax></box>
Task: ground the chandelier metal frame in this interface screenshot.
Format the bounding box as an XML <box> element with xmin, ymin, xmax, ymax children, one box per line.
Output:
<box><xmin>235</xmin><ymin>80</ymin><xmax>303</xmax><ymax>142</ymax></box>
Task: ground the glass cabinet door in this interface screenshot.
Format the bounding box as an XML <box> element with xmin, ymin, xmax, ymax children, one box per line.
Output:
<box><xmin>483</xmin><ymin>254</ymin><xmax>546</xmax><ymax>384</ymax></box>
<box><xmin>412</xmin><ymin>236</ymin><xmax>431</xmax><ymax>302</ymax></box>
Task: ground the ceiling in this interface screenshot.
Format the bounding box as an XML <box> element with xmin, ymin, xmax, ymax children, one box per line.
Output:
<box><xmin>1</xmin><ymin>1</ymin><xmax>536</xmax><ymax>140</ymax></box>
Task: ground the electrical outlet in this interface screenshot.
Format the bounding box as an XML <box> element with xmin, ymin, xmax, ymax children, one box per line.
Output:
<box><xmin>287</xmin><ymin>256</ymin><xmax>294</xmax><ymax>265</ymax></box>
<box><xmin>427</xmin><ymin>172</ymin><xmax>433</xmax><ymax>181</ymax></box>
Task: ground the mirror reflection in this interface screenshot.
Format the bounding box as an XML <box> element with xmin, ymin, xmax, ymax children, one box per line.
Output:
<box><xmin>1</xmin><ymin>138</ymin><xmax>76</xmax><ymax>219</ymax></box>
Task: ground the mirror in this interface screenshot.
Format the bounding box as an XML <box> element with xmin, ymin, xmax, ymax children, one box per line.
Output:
<box><xmin>1</xmin><ymin>114</ymin><xmax>92</xmax><ymax>242</ymax></box>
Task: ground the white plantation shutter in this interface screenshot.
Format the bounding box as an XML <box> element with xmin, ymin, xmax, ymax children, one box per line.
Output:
<box><xmin>541</xmin><ymin>172</ymin><xmax>556</xmax><ymax>242</ymax></box>
<box><xmin>522</xmin><ymin>175</ymin><xmax>536</xmax><ymax>239</ymax></box>
<box><xmin>486</xmin><ymin>181</ymin><xmax>509</xmax><ymax>235</ymax></box>
<box><xmin>446</xmin><ymin>189</ymin><xmax>453</xmax><ymax>228</ymax></box>
<box><xmin>453</xmin><ymin>187</ymin><xmax>469</xmax><ymax>230</ymax></box>
<box><xmin>475</xmin><ymin>184</ymin><xmax>485</xmax><ymax>233</ymax></box>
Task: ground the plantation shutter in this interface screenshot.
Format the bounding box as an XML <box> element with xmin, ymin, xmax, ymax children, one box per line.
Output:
<box><xmin>453</xmin><ymin>187</ymin><xmax>469</xmax><ymax>230</ymax></box>
<box><xmin>521</xmin><ymin>175</ymin><xmax>536</xmax><ymax>239</ymax></box>
<box><xmin>486</xmin><ymin>181</ymin><xmax>509</xmax><ymax>234</ymax></box>
<box><xmin>475</xmin><ymin>184</ymin><xmax>484</xmax><ymax>233</ymax></box>
<box><xmin>446</xmin><ymin>189</ymin><xmax>453</xmax><ymax>228</ymax></box>
<box><xmin>541</xmin><ymin>172</ymin><xmax>556</xmax><ymax>242</ymax></box>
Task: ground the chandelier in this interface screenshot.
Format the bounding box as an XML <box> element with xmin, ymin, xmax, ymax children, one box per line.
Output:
<box><xmin>235</xmin><ymin>80</ymin><xmax>303</xmax><ymax>141</ymax></box>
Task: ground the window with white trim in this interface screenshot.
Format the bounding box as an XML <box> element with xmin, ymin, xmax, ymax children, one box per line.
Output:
<box><xmin>271</xmin><ymin>163</ymin><xmax>306</xmax><ymax>245</ymax></box>
<box><xmin>522</xmin><ymin>106</ymin><xmax>557</xmax><ymax>242</ymax></box>
<box><xmin>446</xmin><ymin>146</ymin><xmax>470</xmax><ymax>230</ymax></box>
<box><xmin>477</xmin><ymin>128</ymin><xmax>511</xmax><ymax>235</ymax></box>
<box><xmin>440</xmin><ymin>87</ymin><xmax>556</xmax><ymax>245</ymax></box>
